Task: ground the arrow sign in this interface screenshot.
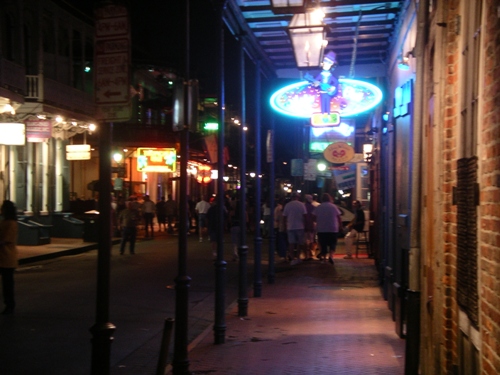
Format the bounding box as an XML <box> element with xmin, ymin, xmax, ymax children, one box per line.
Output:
<box><xmin>95</xmin><ymin>4</ymin><xmax>131</xmax><ymax>121</ymax></box>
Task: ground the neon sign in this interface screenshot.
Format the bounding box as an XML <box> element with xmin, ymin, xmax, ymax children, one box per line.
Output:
<box><xmin>270</xmin><ymin>78</ymin><xmax>383</xmax><ymax>118</ymax></box>
<box><xmin>137</xmin><ymin>148</ymin><xmax>177</xmax><ymax>172</ymax></box>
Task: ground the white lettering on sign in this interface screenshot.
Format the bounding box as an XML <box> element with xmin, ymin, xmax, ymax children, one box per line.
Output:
<box><xmin>95</xmin><ymin>4</ymin><xmax>131</xmax><ymax>122</ymax></box>
<box><xmin>95</xmin><ymin>52</ymin><xmax>129</xmax><ymax>104</ymax></box>
<box><xmin>96</xmin><ymin>39</ymin><xmax>129</xmax><ymax>54</ymax></box>
<box><xmin>96</xmin><ymin>104</ymin><xmax>131</xmax><ymax>122</ymax></box>
<box><xmin>95</xmin><ymin>5</ymin><xmax>128</xmax><ymax>19</ymax></box>
<box><xmin>96</xmin><ymin>17</ymin><xmax>129</xmax><ymax>37</ymax></box>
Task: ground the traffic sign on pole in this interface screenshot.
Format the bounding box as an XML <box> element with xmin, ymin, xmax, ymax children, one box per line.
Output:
<box><xmin>94</xmin><ymin>4</ymin><xmax>131</xmax><ymax>122</ymax></box>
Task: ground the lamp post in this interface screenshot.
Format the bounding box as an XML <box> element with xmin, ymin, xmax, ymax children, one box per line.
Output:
<box><xmin>288</xmin><ymin>10</ymin><xmax>327</xmax><ymax>68</ymax></box>
<box><xmin>213</xmin><ymin>0</ymin><xmax>227</xmax><ymax>345</ymax></box>
<box><xmin>238</xmin><ymin>36</ymin><xmax>249</xmax><ymax>317</ymax></box>
<box><xmin>253</xmin><ymin>59</ymin><xmax>262</xmax><ymax>298</ymax></box>
<box><xmin>172</xmin><ymin>0</ymin><xmax>191</xmax><ymax>372</ymax></box>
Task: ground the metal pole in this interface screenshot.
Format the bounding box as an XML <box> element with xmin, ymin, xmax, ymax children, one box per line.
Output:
<box><xmin>253</xmin><ymin>60</ymin><xmax>262</xmax><ymax>297</ymax></box>
<box><xmin>213</xmin><ymin>1</ymin><xmax>227</xmax><ymax>344</ymax></box>
<box><xmin>156</xmin><ymin>318</ymin><xmax>175</xmax><ymax>375</ymax></box>
<box><xmin>172</xmin><ymin>0</ymin><xmax>191</xmax><ymax>372</ymax></box>
<box><xmin>238</xmin><ymin>36</ymin><xmax>249</xmax><ymax>317</ymax></box>
<box><xmin>268</xmin><ymin>118</ymin><xmax>276</xmax><ymax>284</ymax></box>
<box><xmin>90</xmin><ymin>122</ymin><xmax>115</xmax><ymax>375</ymax></box>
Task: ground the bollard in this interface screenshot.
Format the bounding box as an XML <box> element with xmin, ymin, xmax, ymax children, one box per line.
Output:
<box><xmin>156</xmin><ymin>318</ymin><xmax>175</xmax><ymax>375</ymax></box>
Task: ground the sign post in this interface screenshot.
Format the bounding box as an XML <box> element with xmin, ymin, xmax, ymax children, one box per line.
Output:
<box><xmin>90</xmin><ymin>4</ymin><xmax>131</xmax><ymax>374</ymax></box>
<box><xmin>94</xmin><ymin>4</ymin><xmax>131</xmax><ymax>122</ymax></box>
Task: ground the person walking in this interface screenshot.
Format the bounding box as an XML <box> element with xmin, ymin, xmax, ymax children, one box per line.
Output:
<box><xmin>262</xmin><ymin>199</ymin><xmax>271</xmax><ymax>238</ymax></box>
<box><xmin>314</xmin><ymin>193</ymin><xmax>342</xmax><ymax>264</ymax></box>
<box><xmin>0</xmin><ymin>200</ymin><xmax>18</xmax><ymax>315</ymax></box>
<box><xmin>142</xmin><ymin>195</ymin><xmax>156</xmax><ymax>238</ymax></box>
<box><xmin>195</xmin><ymin>195</ymin><xmax>211</xmax><ymax>242</ymax></box>
<box><xmin>164</xmin><ymin>194</ymin><xmax>177</xmax><ymax>234</ymax></box>
<box><xmin>344</xmin><ymin>200</ymin><xmax>366</xmax><ymax>259</ymax></box>
<box><xmin>155</xmin><ymin>196</ymin><xmax>167</xmax><ymax>232</ymax></box>
<box><xmin>304</xmin><ymin>195</ymin><xmax>317</xmax><ymax>260</ymax></box>
<box><xmin>229</xmin><ymin>198</ymin><xmax>246</xmax><ymax>261</ymax></box>
<box><xmin>274</xmin><ymin>197</ymin><xmax>287</xmax><ymax>259</ymax></box>
<box><xmin>206</xmin><ymin>196</ymin><xmax>227</xmax><ymax>259</ymax></box>
<box><xmin>118</xmin><ymin>200</ymin><xmax>140</xmax><ymax>254</ymax></box>
<box><xmin>282</xmin><ymin>192</ymin><xmax>307</xmax><ymax>265</ymax></box>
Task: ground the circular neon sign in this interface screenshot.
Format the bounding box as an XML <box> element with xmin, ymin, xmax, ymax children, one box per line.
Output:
<box><xmin>270</xmin><ymin>78</ymin><xmax>383</xmax><ymax>118</ymax></box>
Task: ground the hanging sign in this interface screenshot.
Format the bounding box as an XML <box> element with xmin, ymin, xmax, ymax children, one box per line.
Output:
<box><xmin>0</xmin><ymin>123</ymin><xmax>25</xmax><ymax>145</ymax></box>
<box><xmin>66</xmin><ymin>144</ymin><xmax>91</xmax><ymax>160</ymax></box>
<box><xmin>323</xmin><ymin>142</ymin><xmax>355</xmax><ymax>164</ymax></box>
<box><xmin>137</xmin><ymin>148</ymin><xmax>176</xmax><ymax>172</ymax></box>
<box><xmin>26</xmin><ymin>119</ymin><xmax>51</xmax><ymax>142</ymax></box>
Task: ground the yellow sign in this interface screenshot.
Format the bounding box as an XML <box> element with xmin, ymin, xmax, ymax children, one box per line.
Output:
<box><xmin>323</xmin><ymin>142</ymin><xmax>355</xmax><ymax>164</ymax></box>
<box><xmin>137</xmin><ymin>148</ymin><xmax>176</xmax><ymax>172</ymax></box>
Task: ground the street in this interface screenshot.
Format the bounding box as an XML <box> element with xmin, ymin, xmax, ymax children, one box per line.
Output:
<box><xmin>0</xmin><ymin>233</ymin><xmax>247</xmax><ymax>375</ymax></box>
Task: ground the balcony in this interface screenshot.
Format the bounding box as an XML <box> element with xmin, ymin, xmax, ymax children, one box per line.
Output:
<box><xmin>25</xmin><ymin>75</ymin><xmax>95</xmax><ymax>117</ymax></box>
<box><xmin>0</xmin><ymin>58</ymin><xmax>25</xmax><ymax>103</ymax></box>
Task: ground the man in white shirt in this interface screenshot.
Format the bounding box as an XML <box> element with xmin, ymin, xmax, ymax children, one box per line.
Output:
<box><xmin>195</xmin><ymin>195</ymin><xmax>211</xmax><ymax>242</ymax></box>
<box><xmin>283</xmin><ymin>192</ymin><xmax>307</xmax><ymax>265</ymax></box>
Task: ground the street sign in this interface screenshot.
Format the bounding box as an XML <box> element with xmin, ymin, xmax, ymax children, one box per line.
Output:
<box><xmin>94</xmin><ymin>4</ymin><xmax>131</xmax><ymax>122</ymax></box>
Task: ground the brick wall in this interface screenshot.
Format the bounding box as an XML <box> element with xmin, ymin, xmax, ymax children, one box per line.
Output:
<box><xmin>479</xmin><ymin>1</ymin><xmax>500</xmax><ymax>374</ymax></box>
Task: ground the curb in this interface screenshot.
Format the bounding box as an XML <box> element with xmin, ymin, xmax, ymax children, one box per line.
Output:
<box><xmin>19</xmin><ymin>239</ymin><xmax>122</xmax><ymax>265</ymax></box>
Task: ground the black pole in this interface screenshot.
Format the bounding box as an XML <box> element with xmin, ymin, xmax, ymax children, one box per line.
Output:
<box><xmin>253</xmin><ymin>60</ymin><xmax>262</xmax><ymax>297</ymax></box>
<box><xmin>268</xmin><ymin>117</ymin><xmax>276</xmax><ymax>284</ymax></box>
<box><xmin>90</xmin><ymin>122</ymin><xmax>115</xmax><ymax>375</ymax></box>
<box><xmin>172</xmin><ymin>0</ymin><xmax>191</xmax><ymax>372</ymax></box>
<box><xmin>238</xmin><ymin>36</ymin><xmax>249</xmax><ymax>317</ymax></box>
<box><xmin>213</xmin><ymin>1</ymin><xmax>227</xmax><ymax>344</ymax></box>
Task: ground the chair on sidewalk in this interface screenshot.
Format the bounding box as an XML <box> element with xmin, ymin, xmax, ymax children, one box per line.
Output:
<box><xmin>355</xmin><ymin>212</ymin><xmax>373</xmax><ymax>258</ymax></box>
<box><xmin>355</xmin><ymin>230</ymin><xmax>370</xmax><ymax>258</ymax></box>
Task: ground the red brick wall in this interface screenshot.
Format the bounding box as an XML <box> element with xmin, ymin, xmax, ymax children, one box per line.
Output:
<box><xmin>480</xmin><ymin>1</ymin><xmax>500</xmax><ymax>374</ymax></box>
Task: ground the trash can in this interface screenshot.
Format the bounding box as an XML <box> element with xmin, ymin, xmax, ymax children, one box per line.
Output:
<box><xmin>52</xmin><ymin>212</ymin><xmax>84</xmax><ymax>238</ymax></box>
<box><xmin>83</xmin><ymin>210</ymin><xmax>100</xmax><ymax>242</ymax></box>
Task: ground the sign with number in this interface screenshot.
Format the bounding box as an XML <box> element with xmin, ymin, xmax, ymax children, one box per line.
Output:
<box><xmin>323</xmin><ymin>142</ymin><xmax>355</xmax><ymax>164</ymax></box>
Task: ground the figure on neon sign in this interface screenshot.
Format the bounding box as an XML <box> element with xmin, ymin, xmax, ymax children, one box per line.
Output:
<box><xmin>304</xmin><ymin>51</ymin><xmax>342</xmax><ymax>126</ymax></box>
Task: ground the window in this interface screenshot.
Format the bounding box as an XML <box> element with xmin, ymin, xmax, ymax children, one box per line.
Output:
<box><xmin>456</xmin><ymin>0</ymin><xmax>481</xmax><ymax>331</ymax></box>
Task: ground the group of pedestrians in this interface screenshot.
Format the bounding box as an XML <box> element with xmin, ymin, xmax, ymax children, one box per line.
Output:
<box><xmin>116</xmin><ymin>194</ymin><xmax>179</xmax><ymax>254</ymax></box>
<box><xmin>277</xmin><ymin>192</ymin><xmax>366</xmax><ymax>265</ymax></box>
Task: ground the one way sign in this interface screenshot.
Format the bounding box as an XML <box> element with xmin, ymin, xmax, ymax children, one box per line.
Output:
<box><xmin>94</xmin><ymin>4</ymin><xmax>131</xmax><ymax>122</ymax></box>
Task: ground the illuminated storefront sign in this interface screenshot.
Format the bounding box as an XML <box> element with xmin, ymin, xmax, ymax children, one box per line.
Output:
<box><xmin>196</xmin><ymin>164</ymin><xmax>211</xmax><ymax>184</ymax></box>
<box><xmin>323</xmin><ymin>142</ymin><xmax>355</xmax><ymax>164</ymax></box>
<box><xmin>0</xmin><ymin>123</ymin><xmax>25</xmax><ymax>145</ymax></box>
<box><xmin>137</xmin><ymin>148</ymin><xmax>176</xmax><ymax>172</ymax></box>
<box><xmin>309</xmin><ymin>121</ymin><xmax>355</xmax><ymax>153</ymax></box>
<box><xmin>66</xmin><ymin>144</ymin><xmax>91</xmax><ymax>160</ymax></box>
<box><xmin>270</xmin><ymin>78</ymin><xmax>383</xmax><ymax>118</ymax></box>
<box><xmin>26</xmin><ymin>119</ymin><xmax>51</xmax><ymax>142</ymax></box>
<box><xmin>393</xmin><ymin>79</ymin><xmax>413</xmax><ymax>118</ymax></box>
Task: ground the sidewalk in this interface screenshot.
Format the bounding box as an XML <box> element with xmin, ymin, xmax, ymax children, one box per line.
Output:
<box><xmin>17</xmin><ymin>237</ymin><xmax>122</xmax><ymax>265</ymax></box>
<box><xmin>16</xmin><ymin>235</ymin><xmax>406</xmax><ymax>374</ymax></box>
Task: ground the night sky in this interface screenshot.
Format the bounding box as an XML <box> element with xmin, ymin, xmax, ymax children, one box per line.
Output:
<box><xmin>59</xmin><ymin>0</ymin><xmax>298</xmax><ymax>172</ymax></box>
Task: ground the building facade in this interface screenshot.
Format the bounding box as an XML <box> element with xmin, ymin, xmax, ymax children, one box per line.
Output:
<box><xmin>372</xmin><ymin>0</ymin><xmax>499</xmax><ymax>373</ymax></box>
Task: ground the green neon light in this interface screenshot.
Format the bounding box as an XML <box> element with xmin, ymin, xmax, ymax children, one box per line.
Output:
<box><xmin>204</xmin><ymin>122</ymin><xmax>219</xmax><ymax>130</ymax></box>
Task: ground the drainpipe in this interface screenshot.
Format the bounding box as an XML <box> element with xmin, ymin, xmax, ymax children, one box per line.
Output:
<box><xmin>55</xmin><ymin>139</ymin><xmax>64</xmax><ymax>212</ymax></box>
<box><xmin>405</xmin><ymin>0</ymin><xmax>428</xmax><ymax>374</ymax></box>
<box><xmin>26</xmin><ymin>143</ymin><xmax>33</xmax><ymax>215</ymax></box>
<box><xmin>41</xmin><ymin>140</ymin><xmax>49</xmax><ymax>215</ymax></box>
<box><xmin>9</xmin><ymin>146</ymin><xmax>16</xmax><ymax>203</ymax></box>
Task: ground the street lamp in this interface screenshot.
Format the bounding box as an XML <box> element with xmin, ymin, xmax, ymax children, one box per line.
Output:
<box><xmin>270</xmin><ymin>0</ymin><xmax>305</xmax><ymax>14</ymax></box>
<box><xmin>288</xmin><ymin>10</ymin><xmax>328</xmax><ymax>68</ymax></box>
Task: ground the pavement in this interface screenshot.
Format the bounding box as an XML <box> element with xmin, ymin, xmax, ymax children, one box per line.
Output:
<box><xmin>16</xmin><ymin>233</ymin><xmax>406</xmax><ymax>375</ymax></box>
